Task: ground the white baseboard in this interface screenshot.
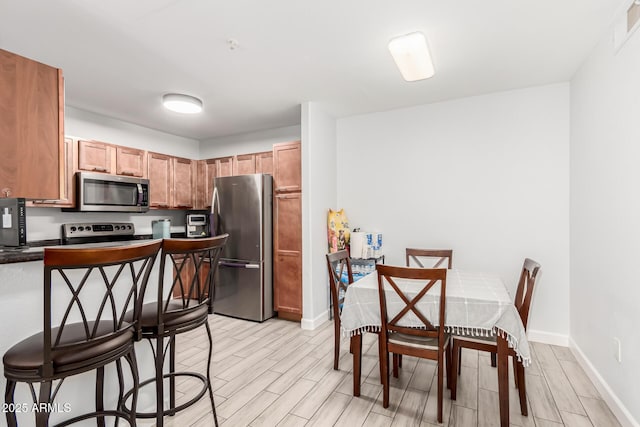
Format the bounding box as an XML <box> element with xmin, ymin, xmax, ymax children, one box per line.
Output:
<box><xmin>527</xmin><ymin>329</ymin><xmax>569</xmax><ymax>346</ymax></box>
<box><xmin>569</xmin><ymin>338</ymin><xmax>639</xmax><ymax>427</ymax></box>
<box><xmin>301</xmin><ymin>310</ymin><xmax>330</xmax><ymax>330</ymax></box>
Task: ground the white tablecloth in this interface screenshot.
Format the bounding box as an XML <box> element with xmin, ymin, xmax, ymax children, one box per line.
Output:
<box><xmin>340</xmin><ymin>269</ymin><xmax>531</xmax><ymax>366</ymax></box>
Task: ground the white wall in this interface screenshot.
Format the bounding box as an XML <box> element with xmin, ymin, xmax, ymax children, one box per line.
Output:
<box><xmin>300</xmin><ymin>103</ymin><xmax>338</xmax><ymax>329</ymax></box>
<box><xmin>25</xmin><ymin>107</ymin><xmax>202</xmax><ymax>241</ymax></box>
<box><xmin>570</xmin><ymin>18</ymin><xmax>640</xmax><ymax>424</ymax></box>
<box><xmin>336</xmin><ymin>84</ymin><xmax>571</xmax><ymax>341</ymax></box>
<box><xmin>199</xmin><ymin>125</ymin><xmax>301</xmax><ymax>159</ymax></box>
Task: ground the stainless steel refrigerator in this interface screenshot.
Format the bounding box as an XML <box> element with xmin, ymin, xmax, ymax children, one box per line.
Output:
<box><xmin>211</xmin><ymin>174</ymin><xmax>274</xmax><ymax>322</ymax></box>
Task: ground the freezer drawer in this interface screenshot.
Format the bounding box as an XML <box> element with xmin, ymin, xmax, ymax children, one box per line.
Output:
<box><xmin>213</xmin><ymin>260</ymin><xmax>273</xmax><ymax>322</ymax></box>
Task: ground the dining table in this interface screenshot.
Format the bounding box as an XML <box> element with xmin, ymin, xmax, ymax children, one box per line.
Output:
<box><xmin>340</xmin><ymin>268</ymin><xmax>531</xmax><ymax>427</ymax></box>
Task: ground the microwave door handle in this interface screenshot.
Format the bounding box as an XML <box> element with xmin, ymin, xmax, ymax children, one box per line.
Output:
<box><xmin>137</xmin><ymin>183</ymin><xmax>143</xmax><ymax>205</ymax></box>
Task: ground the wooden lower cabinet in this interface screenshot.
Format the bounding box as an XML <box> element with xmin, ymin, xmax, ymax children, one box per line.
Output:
<box><xmin>172</xmin><ymin>256</ymin><xmax>211</xmax><ymax>299</ymax></box>
<box><xmin>273</xmin><ymin>192</ymin><xmax>302</xmax><ymax>320</ymax></box>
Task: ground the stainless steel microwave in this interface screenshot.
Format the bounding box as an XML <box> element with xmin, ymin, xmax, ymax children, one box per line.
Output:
<box><xmin>65</xmin><ymin>172</ymin><xmax>150</xmax><ymax>212</ymax></box>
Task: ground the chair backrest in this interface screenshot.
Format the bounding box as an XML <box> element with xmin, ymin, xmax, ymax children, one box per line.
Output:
<box><xmin>376</xmin><ymin>264</ymin><xmax>447</xmax><ymax>344</ymax></box>
<box><xmin>514</xmin><ymin>258</ymin><xmax>541</xmax><ymax>330</ymax></box>
<box><xmin>326</xmin><ymin>250</ymin><xmax>353</xmax><ymax>318</ymax></box>
<box><xmin>157</xmin><ymin>235</ymin><xmax>228</xmax><ymax>323</ymax></box>
<box><xmin>43</xmin><ymin>240</ymin><xmax>162</xmax><ymax>372</ymax></box>
<box><xmin>405</xmin><ymin>248</ymin><xmax>453</xmax><ymax>269</ymax></box>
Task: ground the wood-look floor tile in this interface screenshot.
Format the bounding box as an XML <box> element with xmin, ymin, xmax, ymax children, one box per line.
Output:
<box><xmin>220</xmin><ymin>390</ymin><xmax>279</xmax><ymax>426</ymax></box>
<box><xmin>450</xmin><ymin>404</ymin><xmax>478</xmax><ymax>427</ymax></box>
<box><xmin>455</xmin><ymin>365</ymin><xmax>479</xmax><ymax>410</ymax></box>
<box><xmin>306</xmin><ymin>392</ymin><xmax>352</xmax><ymax>427</ymax></box>
<box><xmin>461</xmin><ymin>348</ymin><xmax>479</xmax><ymax>369</ymax></box>
<box><xmin>392</xmin><ymin>387</ymin><xmax>428</xmax><ymax>426</ymax></box>
<box><xmin>542</xmin><ymin>366</ymin><xmax>586</xmax><ymax>415</ymax></box>
<box><xmin>291</xmin><ymin>369</ymin><xmax>346</xmax><ymax>419</ymax></box>
<box><xmin>408</xmin><ymin>359</ymin><xmax>436</xmax><ymax>392</ymax></box>
<box><xmin>215</xmin><ymin>356</ymin><xmax>278</xmax><ymax>398</ymax></box>
<box><xmin>276</xmin><ymin>414</ymin><xmax>309</xmax><ymax>427</ymax></box>
<box><xmin>550</xmin><ymin>345</ymin><xmax>576</xmax><ymax>362</ymax></box>
<box><xmin>477</xmin><ymin>388</ymin><xmax>500</xmax><ymax>427</ymax></box>
<box><xmin>267</xmin><ymin>354</ymin><xmax>319</xmax><ymax>394</ymax></box>
<box><xmin>421</xmin><ymin>370</ymin><xmax>452</xmax><ymax>425</ymax></box>
<box><xmin>216</xmin><ymin>370</ymin><xmax>281</xmax><ymax>419</ymax></box>
<box><xmin>334</xmin><ymin>382</ymin><xmax>381</xmax><ymax>427</ymax></box>
<box><xmin>371</xmin><ymin>358</ymin><xmax>417</xmax><ymax>418</ymax></box>
<box><xmin>535</xmin><ymin>418</ymin><xmax>564</xmax><ymax>427</ymax></box>
<box><xmin>579</xmin><ymin>396</ymin><xmax>622</xmax><ymax>427</ymax></box>
<box><xmin>251</xmin><ymin>378</ymin><xmax>316</xmax><ymax>426</ymax></box>
<box><xmin>531</xmin><ymin>343</ymin><xmax>563</xmax><ymax>371</ymax></box>
<box><xmin>560</xmin><ymin>411</ymin><xmax>594</xmax><ymax>427</ymax></box>
<box><xmin>559</xmin><ymin>360</ymin><xmax>600</xmax><ymax>399</ymax></box>
<box><xmin>363</xmin><ymin>412</ymin><xmax>393</xmax><ymax>426</ymax></box>
<box><xmin>525</xmin><ymin>373</ymin><xmax>562</xmax><ymax>423</ymax></box>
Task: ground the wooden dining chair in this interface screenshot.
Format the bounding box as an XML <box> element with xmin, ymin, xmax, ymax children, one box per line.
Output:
<box><xmin>3</xmin><ymin>240</ymin><xmax>162</xmax><ymax>427</ymax></box>
<box><xmin>326</xmin><ymin>250</ymin><xmax>354</xmax><ymax>370</ymax></box>
<box><xmin>450</xmin><ymin>258</ymin><xmax>541</xmax><ymax>416</ymax></box>
<box><xmin>376</xmin><ymin>264</ymin><xmax>450</xmax><ymax>422</ymax></box>
<box><xmin>406</xmin><ymin>248</ymin><xmax>453</xmax><ymax>269</ymax></box>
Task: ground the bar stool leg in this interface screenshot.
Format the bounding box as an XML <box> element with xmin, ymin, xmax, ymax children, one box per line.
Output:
<box><xmin>5</xmin><ymin>380</ymin><xmax>17</xmax><ymax>427</ymax></box>
<box><xmin>96</xmin><ymin>367</ymin><xmax>105</xmax><ymax>427</ymax></box>
<box><xmin>36</xmin><ymin>381</ymin><xmax>52</xmax><ymax>427</ymax></box>
<box><xmin>155</xmin><ymin>336</ymin><xmax>165</xmax><ymax>427</ymax></box>
<box><xmin>205</xmin><ymin>321</ymin><xmax>219</xmax><ymax>427</ymax></box>
<box><xmin>169</xmin><ymin>336</ymin><xmax>176</xmax><ymax>416</ymax></box>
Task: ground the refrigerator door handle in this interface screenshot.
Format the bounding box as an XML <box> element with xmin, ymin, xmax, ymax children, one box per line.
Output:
<box><xmin>219</xmin><ymin>261</ymin><xmax>260</xmax><ymax>269</ymax></box>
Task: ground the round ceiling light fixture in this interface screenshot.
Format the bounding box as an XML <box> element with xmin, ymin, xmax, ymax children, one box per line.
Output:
<box><xmin>162</xmin><ymin>93</ymin><xmax>203</xmax><ymax>114</ymax></box>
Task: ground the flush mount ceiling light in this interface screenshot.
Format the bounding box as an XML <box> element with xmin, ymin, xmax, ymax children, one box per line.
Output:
<box><xmin>162</xmin><ymin>93</ymin><xmax>203</xmax><ymax>114</ymax></box>
<box><xmin>388</xmin><ymin>31</ymin><xmax>435</xmax><ymax>82</ymax></box>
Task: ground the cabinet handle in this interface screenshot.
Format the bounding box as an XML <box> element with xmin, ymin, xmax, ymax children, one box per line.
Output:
<box><xmin>32</xmin><ymin>200</ymin><xmax>59</xmax><ymax>204</ymax></box>
<box><xmin>1</xmin><ymin>188</ymin><xmax>11</xmax><ymax>197</ymax></box>
<box><xmin>120</xmin><ymin>171</ymin><xmax>135</xmax><ymax>176</ymax></box>
<box><xmin>155</xmin><ymin>204</ymin><xmax>169</xmax><ymax>208</ymax></box>
<box><xmin>176</xmin><ymin>204</ymin><xmax>192</xmax><ymax>208</ymax></box>
<box><xmin>92</xmin><ymin>167</ymin><xmax>107</xmax><ymax>172</ymax></box>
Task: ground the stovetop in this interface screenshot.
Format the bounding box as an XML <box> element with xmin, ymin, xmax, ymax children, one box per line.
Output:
<box><xmin>61</xmin><ymin>222</ymin><xmax>135</xmax><ymax>245</ymax></box>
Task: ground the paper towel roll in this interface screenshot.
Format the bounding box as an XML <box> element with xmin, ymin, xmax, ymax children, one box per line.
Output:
<box><xmin>350</xmin><ymin>232</ymin><xmax>365</xmax><ymax>259</ymax></box>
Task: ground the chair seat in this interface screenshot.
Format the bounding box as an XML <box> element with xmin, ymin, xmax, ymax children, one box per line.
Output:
<box><xmin>137</xmin><ymin>300</ymin><xmax>209</xmax><ymax>334</ymax></box>
<box><xmin>454</xmin><ymin>333</ymin><xmax>497</xmax><ymax>346</ymax></box>
<box><xmin>389</xmin><ymin>332</ymin><xmax>450</xmax><ymax>350</ymax></box>
<box><xmin>3</xmin><ymin>321</ymin><xmax>134</xmax><ymax>380</ymax></box>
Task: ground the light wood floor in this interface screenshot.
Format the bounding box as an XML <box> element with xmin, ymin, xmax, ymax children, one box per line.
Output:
<box><xmin>138</xmin><ymin>314</ymin><xmax>621</xmax><ymax>427</ymax></box>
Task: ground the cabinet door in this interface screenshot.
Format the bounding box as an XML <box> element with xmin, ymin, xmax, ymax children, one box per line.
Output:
<box><xmin>234</xmin><ymin>154</ymin><xmax>256</xmax><ymax>175</ymax></box>
<box><xmin>216</xmin><ymin>157</ymin><xmax>234</xmax><ymax>177</ymax></box>
<box><xmin>29</xmin><ymin>137</ymin><xmax>75</xmax><ymax>207</ymax></box>
<box><xmin>255</xmin><ymin>151</ymin><xmax>274</xmax><ymax>175</ymax></box>
<box><xmin>172</xmin><ymin>157</ymin><xmax>195</xmax><ymax>209</ymax></box>
<box><xmin>78</xmin><ymin>140</ymin><xmax>113</xmax><ymax>174</ymax></box>
<box><xmin>0</xmin><ymin>49</ymin><xmax>63</xmax><ymax>200</ymax></box>
<box><xmin>273</xmin><ymin>141</ymin><xmax>301</xmax><ymax>192</ymax></box>
<box><xmin>196</xmin><ymin>159</ymin><xmax>216</xmax><ymax>209</ymax></box>
<box><xmin>116</xmin><ymin>146</ymin><xmax>145</xmax><ymax>177</ymax></box>
<box><xmin>172</xmin><ymin>256</ymin><xmax>211</xmax><ymax>299</ymax></box>
<box><xmin>273</xmin><ymin>192</ymin><xmax>302</xmax><ymax>318</ymax></box>
<box><xmin>147</xmin><ymin>152</ymin><xmax>172</xmax><ymax>209</ymax></box>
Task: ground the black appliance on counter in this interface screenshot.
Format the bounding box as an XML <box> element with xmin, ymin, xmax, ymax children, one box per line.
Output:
<box><xmin>185</xmin><ymin>210</ymin><xmax>211</xmax><ymax>238</ymax></box>
<box><xmin>0</xmin><ymin>198</ymin><xmax>27</xmax><ymax>248</ymax></box>
<box><xmin>61</xmin><ymin>222</ymin><xmax>135</xmax><ymax>245</ymax></box>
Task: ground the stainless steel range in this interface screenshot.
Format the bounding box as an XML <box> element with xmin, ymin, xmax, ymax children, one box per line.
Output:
<box><xmin>61</xmin><ymin>222</ymin><xmax>135</xmax><ymax>245</ymax></box>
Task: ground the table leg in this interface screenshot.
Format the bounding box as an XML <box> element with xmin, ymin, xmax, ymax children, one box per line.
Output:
<box><xmin>352</xmin><ymin>334</ymin><xmax>362</xmax><ymax>396</ymax></box>
<box><xmin>497</xmin><ymin>333</ymin><xmax>509</xmax><ymax>427</ymax></box>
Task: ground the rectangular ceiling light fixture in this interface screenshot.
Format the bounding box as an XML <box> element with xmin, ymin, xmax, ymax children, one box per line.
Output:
<box><xmin>388</xmin><ymin>31</ymin><xmax>435</xmax><ymax>82</ymax></box>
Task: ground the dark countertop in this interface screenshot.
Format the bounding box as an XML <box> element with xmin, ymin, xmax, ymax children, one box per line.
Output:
<box><xmin>0</xmin><ymin>233</ymin><xmax>186</xmax><ymax>265</ymax></box>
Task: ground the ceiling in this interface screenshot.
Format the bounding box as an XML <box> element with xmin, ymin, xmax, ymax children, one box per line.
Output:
<box><xmin>0</xmin><ymin>0</ymin><xmax>624</xmax><ymax>141</ymax></box>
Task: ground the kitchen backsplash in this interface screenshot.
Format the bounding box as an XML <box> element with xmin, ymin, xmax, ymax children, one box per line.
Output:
<box><xmin>25</xmin><ymin>207</ymin><xmax>187</xmax><ymax>241</ymax></box>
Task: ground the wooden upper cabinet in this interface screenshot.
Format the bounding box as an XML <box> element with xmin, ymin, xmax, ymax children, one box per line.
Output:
<box><xmin>216</xmin><ymin>157</ymin><xmax>234</xmax><ymax>177</ymax></box>
<box><xmin>77</xmin><ymin>140</ymin><xmax>114</xmax><ymax>174</ymax></box>
<box><xmin>0</xmin><ymin>48</ymin><xmax>63</xmax><ymax>200</ymax></box>
<box><xmin>196</xmin><ymin>159</ymin><xmax>216</xmax><ymax>209</ymax></box>
<box><xmin>29</xmin><ymin>137</ymin><xmax>75</xmax><ymax>207</ymax></box>
<box><xmin>273</xmin><ymin>141</ymin><xmax>301</xmax><ymax>193</ymax></box>
<box><xmin>172</xmin><ymin>157</ymin><xmax>195</xmax><ymax>208</ymax></box>
<box><xmin>147</xmin><ymin>152</ymin><xmax>172</xmax><ymax>209</ymax></box>
<box><xmin>255</xmin><ymin>151</ymin><xmax>274</xmax><ymax>175</ymax></box>
<box><xmin>234</xmin><ymin>154</ymin><xmax>256</xmax><ymax>175</ymax></box>
<box><xmin>116</xmin><ymin>146</ymin><xmax>146</xmax><ymax>177</ymax></box>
